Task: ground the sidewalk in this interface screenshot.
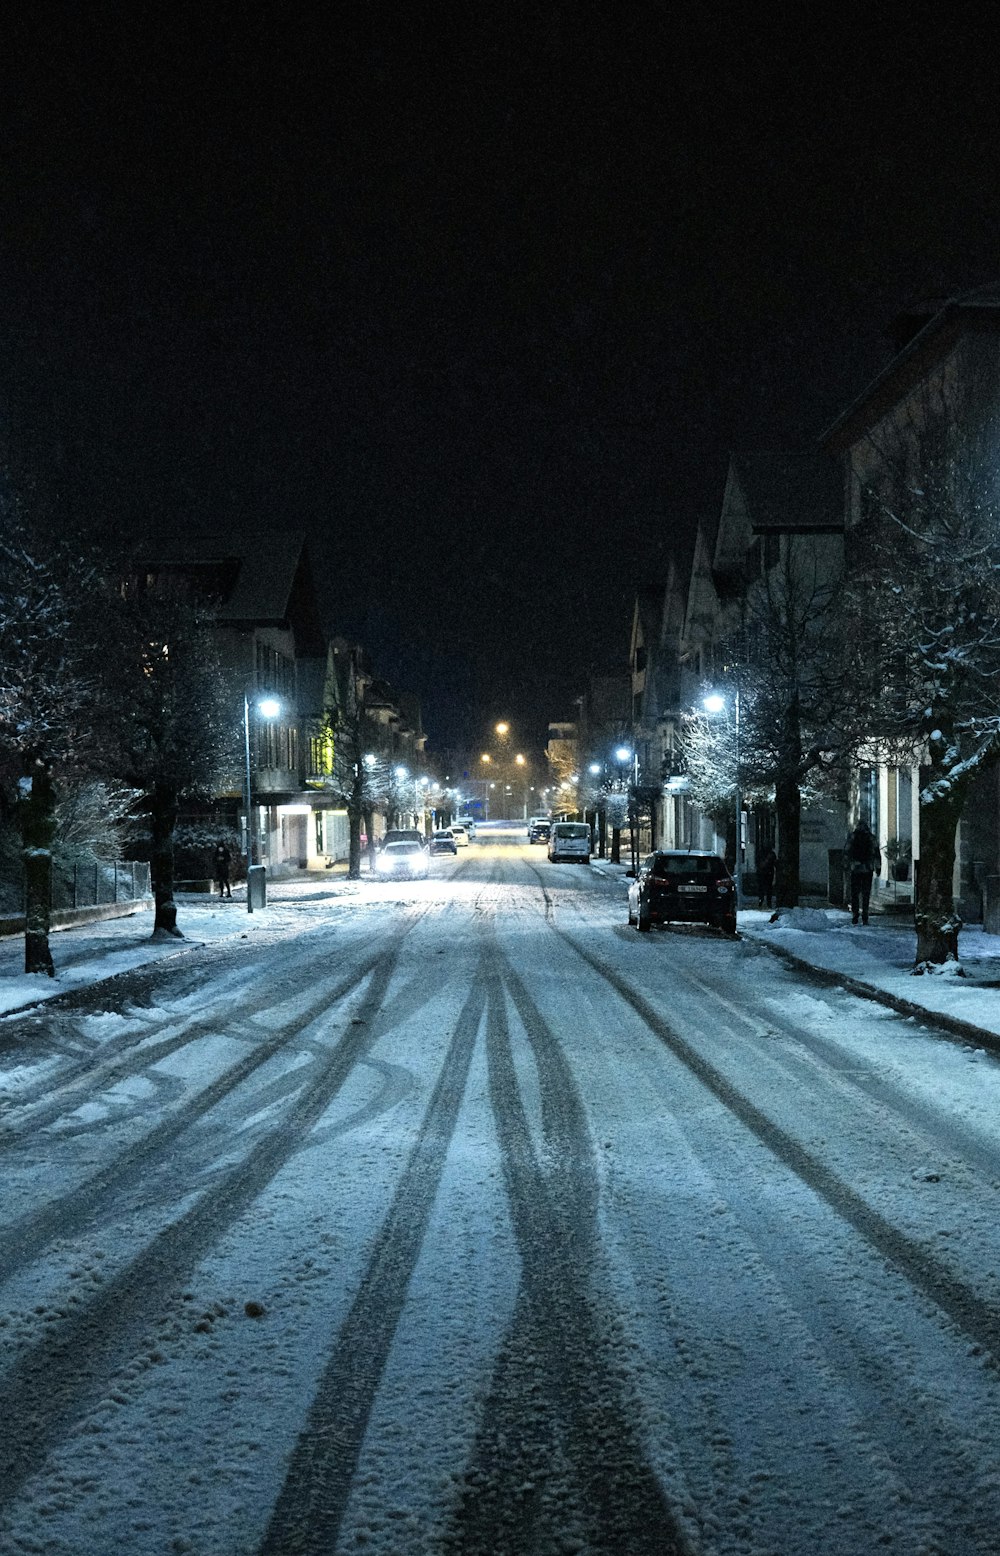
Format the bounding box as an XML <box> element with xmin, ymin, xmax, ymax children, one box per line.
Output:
<box><xmin>0</xmin><ymin>873</ymin><xmax>367</xmax><ymax>1020</ymax></box>
<box><xmin>591</xmin><ymin>856</ymin><xmax>1000</xmax><ymax>1054</ymax></box>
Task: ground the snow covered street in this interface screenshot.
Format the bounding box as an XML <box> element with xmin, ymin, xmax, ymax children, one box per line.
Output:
<box><xmin>3</xmin><ymin>830</ymin><xmax>1000</xmax><ymax>1553</ymax></box>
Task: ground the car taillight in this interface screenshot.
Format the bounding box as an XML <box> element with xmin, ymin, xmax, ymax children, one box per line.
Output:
<box><xmin>716</xmin><ymin>882</ymin><xmax>730</xmax><ymax>893</ymax></box>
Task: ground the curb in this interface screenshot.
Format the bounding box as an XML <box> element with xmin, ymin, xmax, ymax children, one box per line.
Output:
<box><xmin>743</xmin><ymin>932</ymin><xmax>1000</xmax><ymax>1058</ymax></box>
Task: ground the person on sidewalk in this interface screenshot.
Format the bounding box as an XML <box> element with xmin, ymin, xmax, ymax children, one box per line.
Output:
<box><xmin>845</xmin><ymin>820</ymin><xmax>881</xmax><ymax>925</ymax></box>
<box><xmin>213</xmin><ymin>841</ymin><xmax>233</xmax><ymax>899</ymax></box>
<box><xmin>756</xmin><ymin>842</ymin><xmax>777</xmax><ymax>909</ymax></box>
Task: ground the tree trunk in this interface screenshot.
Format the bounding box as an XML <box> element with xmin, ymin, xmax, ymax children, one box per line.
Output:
<box><xmin>598</xmin><ymin>807</ymin><xmax>607</xmax><ymax>859</ymax></box>
<box><xmin>774</xmin><ymin>776</ymin><xmax>801</xmax><ymax>909</ymax></box>
<box><xmin>150</xmin><ymin>780</ymin><xmax>182</xmax><ymax>936</ymax></box>
<box><xmin>21</xmin><ymin>765</ymin><xmax>56</xmax><ymax>976</ymax></box>
<box><xmin>348</xmin><ymin>810</ymin><xmax>363</xmax><ymax>880</ymax></box>
<box><xmin>610</xmin><ymin>826</ymin><xmax>621</xmax><ymax>864</ymax></box>
<box><xmin>914</xmin><ymin>777</ymin><xmax>965</xmax><ymax>965</ymax></box>
<box><xmin>363</xmin><ymin>806</ymin><xmax>377</xmax><ymax>873</ymax></box>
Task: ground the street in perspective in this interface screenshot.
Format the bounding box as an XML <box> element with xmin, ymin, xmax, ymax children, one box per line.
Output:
<box><xmin>3</xmin><ymin>822</ymin><xmax>1000</xmax><ymax>1555</ymax></box>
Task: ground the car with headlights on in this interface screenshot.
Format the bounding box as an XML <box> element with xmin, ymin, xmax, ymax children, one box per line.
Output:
<box><xmin>529</xmin><ymin>819</ymin><xmax>551</xmax><ymax>843</ymax></box>
<box><xmin>627</xmin><ymin>849</ymin><xmax>736</xmax><ymax>933</ymax></box>
<box><xmin>429</xmin><ymin>829</ymin><xmax>458</xmax><ymax>855</ymax></box>
<box><xmin>377</xmin><ymin>840</ymin><xmax>429</xmax><ymax>878</ymax></box>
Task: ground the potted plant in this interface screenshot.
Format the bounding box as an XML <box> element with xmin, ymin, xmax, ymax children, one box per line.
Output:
<box><xmin>884</xmin><ymin>836</ymin><xmax>911</xmax><ymax>882</ymax></box>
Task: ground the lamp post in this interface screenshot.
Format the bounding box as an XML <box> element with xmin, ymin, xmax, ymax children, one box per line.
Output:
<box><xmin>615</xmin><ymin>745</ymin><xmax>639</xmax><ymax>872</ymax></box>
<box><xmin>703</xmin><ymin>689</ymin><xmax>741</xmax><ymax>905</ymax></box>
<box><xmin>244</xmin><ymin>694</ymin><xmax>281</xmax><ymax>914</ymax></box>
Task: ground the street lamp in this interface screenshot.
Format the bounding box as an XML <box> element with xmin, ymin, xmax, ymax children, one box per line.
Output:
<box><xmin>243</xmin><ymin>694</ymin><xmax>281</xmax><ymax>914</ymax></box>
<box><xmin>614</xmin><ymin>745</ymin><xmax>639</xmax><ymax>871</ymax></box>
<box><xmin>703</xmin><ymin>689</ymin><xmax>741</xmax><ymax>905</ymax></box>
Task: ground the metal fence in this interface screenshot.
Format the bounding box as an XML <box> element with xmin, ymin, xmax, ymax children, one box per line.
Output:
<box><xmin>51</xmin><ymin>859</ymin><xmax>152</xmax><ymax>911</ymax></box>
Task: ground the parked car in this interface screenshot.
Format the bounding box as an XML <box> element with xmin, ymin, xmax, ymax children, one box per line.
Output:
<box><xmin>627</xmin><ymin>849</ymin><xmax>737</xmax><ymax>934</ymax></box>
<box><xmin>377</xmin><ymin>840</ymin><xmax>429</xmax><ymax>878</ymax></box>
<box><xmin>456</xmin><ymin>816</ymin><xmax>477</xmax><ymax>838</ymax></box>
<box><xmin>429</xmin><ymin>829</ymin><xmax>458</xmax><ymax>855</ymax></box>
<box><xmin>547</xmin><ymin>821</ymin><xmax>591</xmax><ymax>863</ymax></box>
<box><xmin>529</xmin><ymin>820</ymin><xmax>551</xmax><ymax>843</ymax></box>
<box><xmin>450</xmin><ymin>824</ymin><xmax>470</xmax><ymax>848</ymax></box>
<box><xmin>381</xmin><ymin>829</ymin><xmax>426</xmax><ymax>850</ymax></box>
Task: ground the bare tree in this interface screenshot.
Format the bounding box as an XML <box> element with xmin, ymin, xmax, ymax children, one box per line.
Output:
<box><xmin>0</xmin><ymin>524</ymin><xmax>102</xmax><ymax>973</ymax></box>
<box><xmin>109</xmin><ymin>587</ymin><xmax>236</xmax><ymax>936</ymax></box>
<box><xmin>850</xmin><ymin>402</ymin><xmax>1000</xmax><ymax>966</ymax></box>
<box><xmin>684</xmin><ymin>546</ymin><xmax>854</xmax><ymax>907</ymax></box>
<box><xmin>323</xmin><ymin>656</ymin><xmax>388</xmax><ymax>879</ymax></box>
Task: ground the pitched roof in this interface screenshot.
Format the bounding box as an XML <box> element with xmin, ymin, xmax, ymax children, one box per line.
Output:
<box><xmin>137</xmin><ymin>529</ymin><xmax>327</xmax><ymax>654</ymax></box>
<box><xmin>729</xmin><ymin>452</ymin><xmax>842</xmax><ymax>532</ymax></box>
<box><xmin>822</xmin><ymin>283</ymin><xmax>1000</xmax><ymax>452</ymax></box>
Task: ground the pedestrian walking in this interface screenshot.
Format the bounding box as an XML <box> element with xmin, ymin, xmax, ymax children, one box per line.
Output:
<box><xmin>756</xmin><ymin>842</ymin><xmax>777</xmax><ymax>908</ymax></box>
<box><xmin>213</xmin><ymin>841</ymin><xmax>233</xmax><ymax>899</ymax></box>
<box><xmin>844</xmin><ymin>820</ymin><xmax>880</xmax><ymax>925</ymax></box>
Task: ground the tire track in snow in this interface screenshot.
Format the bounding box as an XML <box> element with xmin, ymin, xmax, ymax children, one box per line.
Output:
<box><xmin>0</xmin><ymin>921</ymin><xmax>418</xmax><ymax>1510</ymax></box>
<box><xmin>0</xmin><ymin>922</ymin><xmax>380</xmax><ymax>1137</ymax></box>
<box><xmin>559</xmin><ymin>928</ymin><xmax>1000</xmax><ymax>1367</ymax></box>
<box><xmin>444</xmin><ymin>944</ymin><xmax>688</xmax><ymax>1556</ymax></box>
<box><xmin>257</xmin><ymin>975</ymin><xmax>486</xmax><ymax>1556</ymax></box>
<box><xmin>0</xmin><ymin>948</ymin><xmax>392</xmax><ymax>1286</ymax></box>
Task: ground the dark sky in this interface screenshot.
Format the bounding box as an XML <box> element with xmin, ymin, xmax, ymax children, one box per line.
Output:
<box><xmin>2</xmin><ymin>6</ymin><xmax>1000</xmax><ymax>750</ymax></box>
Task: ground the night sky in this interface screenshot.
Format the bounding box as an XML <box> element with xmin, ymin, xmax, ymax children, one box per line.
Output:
<box><xmin>2</xmin><ymin>7</ymin><xmax>1000</xmax><ymax>750</ymax></box>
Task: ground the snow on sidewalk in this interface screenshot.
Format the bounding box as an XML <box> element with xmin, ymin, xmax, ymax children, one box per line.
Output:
<box><xmin>0</xmin><ymin>877</ymin><xmax>367</xmax><ymax>1019</ymax></box>
<box><xmin>739</xmin><ymin>904</ymin><xmax>1000</xmax><ymax>1047</ymax></box>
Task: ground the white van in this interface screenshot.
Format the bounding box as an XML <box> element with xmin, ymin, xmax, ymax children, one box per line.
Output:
<box><xmin>547</xmin><ymin>821</ymin><xmax>592</xmax><ymax>863</ymax></box>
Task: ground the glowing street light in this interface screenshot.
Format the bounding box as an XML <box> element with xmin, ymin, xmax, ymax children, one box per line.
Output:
<box><xmin>243</xmin><ymin>694</ymin><xmax>282</xmax><ymax>914</ymax></box>
<box><xmin>703</xmin><ymin>688</ymin><xmax>742</xmax><ymax>905</ymax></box>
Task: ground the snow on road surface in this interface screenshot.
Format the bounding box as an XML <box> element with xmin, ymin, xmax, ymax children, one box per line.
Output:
<box><xmin>1</xmin><ymin>833</ymin><xmax>1000</xmax><ymax>1553</ymax></box>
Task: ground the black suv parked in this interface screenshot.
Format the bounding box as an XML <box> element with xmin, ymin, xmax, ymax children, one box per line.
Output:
<box><xmin>627</xmin><ymin>850</ymin><xmax>737</xmax><ymax>934</ymax></box>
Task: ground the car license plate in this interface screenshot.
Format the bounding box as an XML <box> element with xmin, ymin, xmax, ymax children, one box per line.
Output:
<box><xmin>678</xmin><ymin>883</ymin><xmax>708</xmax><ymax>893</ymax></box>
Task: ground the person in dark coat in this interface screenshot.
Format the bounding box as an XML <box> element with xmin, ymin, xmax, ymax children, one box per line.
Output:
<box><xmin>845</xmin><ymin>820</ymin><xmax>881</xmax><ymax>925</ymax></box>
<box><xmin>213</xmin><ymin>841</ymin><xmax>233</xmax><ymax>899</ymax></box>
<box><xmin>756</xmin><ymin>842</ymin><xmax>777</xmax><ymax>908</ymax></box>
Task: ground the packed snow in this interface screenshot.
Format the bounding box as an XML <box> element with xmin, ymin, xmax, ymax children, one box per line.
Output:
<box><xmin>2</xmin><ymin>832</ymin><xmax>1000</xmax><ymax>1553</ymax></box>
